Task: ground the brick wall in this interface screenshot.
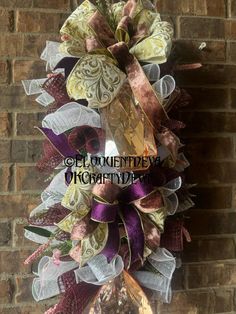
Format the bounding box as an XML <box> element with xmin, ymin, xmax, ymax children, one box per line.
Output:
<box><xmin>0</xmin><ymin>0</ymin><xmax>235</xmax><ymax>313</ymax></box>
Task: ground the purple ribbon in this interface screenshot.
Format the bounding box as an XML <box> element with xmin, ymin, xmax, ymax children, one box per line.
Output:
<box><xmin>92</xmin><ymin>178</ymin><xmax>151</xmax><ymax>267</ymax></box>
<box><xmin>101</xmin><ymin>221</ymin><xmax>120</xmax><ymax>262</ymax></box>
<box><xmin>91</xmin><ymin>199</ymin><xmax>119</xmax><ymax>223</ymax></box>
<box><xmin>119</xmin><ymin>179</ymin><xmax>154</xmax><ymax>204</ymax></box>
<box><xmin>38</xmin><ymin>127</ymin><xmax>78</xmax><ymax>158</ymax></box>
<box><xmin>120</xmin><ymin>205</ymin><xmax>144</xmax><ymax>267</ymax></box>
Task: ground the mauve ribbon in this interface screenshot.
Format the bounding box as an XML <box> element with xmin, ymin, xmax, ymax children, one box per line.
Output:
<box><xmin>38</xmin><ymin>127</ymin><xmax>78</xmax><ymax>158</ymax></box>
<box><xmin>51</xmin><ymin>281</ymin><xmax>100</xmax><ymax>314</ymax></box>
<box><xmin>88</xmin><ymin>4</ymin><xmax>168</xmax><ymax>131</ymax></box>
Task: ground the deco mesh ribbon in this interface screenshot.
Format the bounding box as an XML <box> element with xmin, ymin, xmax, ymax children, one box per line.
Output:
<box><xmin>22</xmin><ymin>0</ymin><xmax>198</xmax><ymax>313</ymax></box>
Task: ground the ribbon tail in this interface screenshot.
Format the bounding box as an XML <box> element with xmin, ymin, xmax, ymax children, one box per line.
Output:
<box><xmin>45</xmin><ymin>282</ymin><xmax>101</xmax><ymax>314</ymax></box>
<box><xmin>109</xmin><ymin>43</ymin><xmax>168</xmax><ymax>131</ymax></box>
<box><xmin>120</xmin><ymin>205</ymin><xmax>144</xmax><ymax>269</ymax></box>
<box><xmin>101</xmin><ymin>221</ymin><xmax>120</xmax><ymax>262</ymax></box>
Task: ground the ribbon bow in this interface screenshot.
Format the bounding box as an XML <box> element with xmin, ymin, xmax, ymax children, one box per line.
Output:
<box><xmin>58</xmin><ymin>165</ymin><xmax>182</xmax><ymax>268</ymax></box>
<box><xmin>60</xmin><ymin>0</ymin><xmax>174</xmax><ymax>156</ymax></box>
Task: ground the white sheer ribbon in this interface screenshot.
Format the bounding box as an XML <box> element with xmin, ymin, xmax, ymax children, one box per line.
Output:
<box><xmin>74</xmin><ymin>254</ymin><xmax>124</xmax><ymax>285</ymax></box>
<box><xmin>32</xmin><ymin>254</ymin><xmax>123</xmax><ymax>301</ymax></box>
<box><xmin>32</xmin><ymin>256</ymin><xmax>79</xmax><ymax>301</ymax></box>
<box><xmin>24</xmin><ymin>226</ymin><xmax>58</xmax><ymax>245</ymax></box>
<box><xmin>42</xmin><ymin>102</ymin><xmax>101</xmax><ymax>135</ymax></box>
<box><xmin>142</xmin><ymin>64</ymin><xmax>176</xmax><ymax>99</ymax></box>
<box><xmin>161</xmin><ymin>176</ymin><xmax>182</xmax><ymax>215</ymax></box>
<box><xmin>133</xmin><ymin>248</ymin><xmax>176</xmax><ymax>303</ymax></box>
<box><xmin>40</xmin><ymin>41</ymin><xmax>68</xmax><ymax>71</ymax></box>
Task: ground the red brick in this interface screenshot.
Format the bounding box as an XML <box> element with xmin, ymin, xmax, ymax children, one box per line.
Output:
<box><xmin>171</xmin><ymin>267</ymin><xmax>186</xmax><ymax>290</ymax></box>
<box><xmin>15</xmin><ymin>276</ymin><xmax>34</xmax><ymax>303</ymax></box>
<box><xmin>228</xmin><ymin>42</ymin><xmax>236</xmax><ymax>63</ymax></box>
<box><xmin>16</xmin><ymin>165</ymin><xmax>47</xmax><ymax>191</ymax></box>
<box><xmin>186</xmin><ymin>87</ymin><xmax>229</xmax><ymax>109</ymax></box>
<box><xmin>226</xmin><ymin>19</ymin><xmax>236</xmax><ymax>39</ymax></box>
<box><xmin>0</xmin><ymin>279</ymin><xmax>14</xmax><ymax>304</ymax></box>
<box><xmin>184</xmin><ymin>137</ymin><xmax>234</xmax><ymax>160</ymax></box>
<box><xmin>231</xmin><ymin>88</ymin><xmax>236</xmax><ymax>109</ymax></box>
<box><xmin>0</xmin><ymin>222</ymin><xmax>11</xmax><ymax>246</ymax></box>
<box><xmin>0</xmin><ymin>33</ymin><xmax>59</xmax><ymax>59</ymax></box>
<box><xmin>0</xmin><ymin>165</ymin><xmax>14</xmax><ymax>192</ymax></box>
<box><xmin>0</xmin><ymin>61</ymin><xmax>9</xmax><ymax>84</ymax></box>
<box><xmin>16</xmin><ymin>10</ymin><xmax>67</xmax><ymax>33</ymax></box>
<box><xmin>33</xmin><ymin>0</ymin><xmax>70</xmax><ymax>10</ymax></box>
<box><xmin>13</xmin><ymin>220</ymin><xmax>37</xmax><ymax>248</ymax></box>
<box><xmin>180</xmin><ymin>17</ymin><xmax>225</xmax><ymax>39</ymax></box>
<box><xmin>183</xmin><ymin>238</ymin><xmax>236</xmax><ymax>262</ymax></box>
<box><xmin>22</xmin><ymin>34</ymin><xmax>59</xmax><ymax>58</ymax></box>
<box><xmin>0</xmin><ymin>194</ymin><xmax>40</xmax><ymax>218</ymax></box>
<box><xmin>187</xmin><ymin>263</ymin><xmax>236</xmax><ymax>288</ymax></box>
<box><xmin>0</xmin><ymin>9</ymin><xmax>13</xmax><ymax>32</ymax></box>
<box><xmin>11</xmin><ymin>140</ymin><xmax>27</xmax><ymax>163</ymax></box>
<box><xmin>0</xmin><ymin>0</ymin><xmax>32</xmax><ymax>7</ymax></box>
<box><xmin>0</xmin><ymin>250</ymin><xmax>32</xmax><ymax>274</ymax></box>
<box><xmin>159</xmin><ymin>290</ymin><xmax>215</xmax><ymax>314</ymax></box>
<box><xmin>172</xmin><ymin>40</ymin><xmax>226</xmax><ymax>65</ymax></box>
<box><xmin>214</xmin><ymin>288</ymin><xmax>234</xmax><ymax>312</ymax></box>
<box><xmin>231</xmin><ymin>0</ymin><xmax>236</xmax><ymax>17</ymax></box>
<box><xmin>0</xmin><ymin>112</ymin><xmax>11</xmax><ymax>137</ymax></box>
<box><xmin>176</xmin><ymin>64</ymin><xmax>236</xmax><ymax>86</ymax></box>
<box><xmin>0</xmin><ymin>34</ymin><xmax>23</xmax><ymax>58</ymax></box>
<box><xmin>10</xmin><ymin>140</ymin><xmax>42</xmax><ymax>163</ymax></box>
<box><xmin>13</xmin><ymin>60</ymin><xmax>45</xmax><ymax>83</ymax></box>
<box><xmin>16</xmin><ymin>113</ymin><xmax>44</xmax><ymax>136</ymax></box>
<box><xmin>0</xmin><ymin>141</ymin><xmax>11</xmax><ymax>163</ymax></box>
<box><xmin>158</xmin><ymin>0</ymin><xmax>226</xmax><ymax>17</ymax></box>
<box><xmin>187</xmin><ymin>212</ymin><xmax>236</xmax><ymax>235</ymax></box>
<box><xmin>27</xmin><ymin>140</ymin><xmax>43</xmax><ymax>162</ymax></box>
<box><xmin>0</xmin><ymin>86</ymin><xmax>42</xmax><ymax>111</ymax></box>
<box><xmin>181</xmin><ymin>112</ymin><xmax>236</xmax><ymax>133</ymax></box>
<box><xmin>187</xmin><ymin>162</ymin><xmax>236</xmax><ymax>184</ymax></box>
<box><xmin>193</xmin><ymin>186</ymin><xmax>232</xmax><ymax>209</ymax></box>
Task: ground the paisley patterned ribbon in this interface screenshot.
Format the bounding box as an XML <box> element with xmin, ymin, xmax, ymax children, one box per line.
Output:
<box><xmin>87</xmin><ymin>2</ymin><xmax>168</xmax><ymax>130</ymax></box>
<box><xmin>60</xmin><ymin>0</ymin><xmax>174</xmax><ymax>157</ymax></box>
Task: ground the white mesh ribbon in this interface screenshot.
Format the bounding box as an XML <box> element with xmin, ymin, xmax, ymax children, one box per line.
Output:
<box><xmin>32</xmin><ymin>256</ymin><xmax>79</xmax><ymax>301</ymax></box>
<box><xmin>41</xmin><ymin>168</ymin><xmax>69</xmax><ymax>204</ymax></box>
<box><xmin>24</xmin><ymin>226</ymin><xmax>58</xmax><ymax>245</ymax></box>
<box><xmin>42</xmin><ymin>102</ymin><xmax>101</xmax><ymax>135</ymax></box>
<box><xmin>40</xmin><ymin>41</ymin><xmax>68</xmax><ymax>71</ymax></box>
<box><xmin>142</xmin><ymin>64</ymin><xmax>176</xmax><ymax>99</ymax></box>
<box><xmin>22</xmin><ymin>78</ymin><xmax>55</xmax><ymax>107</ymax></box>
<box><xmin>32</xmin><ymin>254</ymin><xmax>123</xmax><ymax>301</ymax></box>
<box><xmin>143</xmin><ymin>64</ymin><xmax>160</xmax><ymax>82</ymax></box>
<box><xmin>152</xmin><ymin>75</ymin><xmax>176</xmax><ymax>99</ymax></box>
<box><xmin>35</xmin><ymin>92</ymin><xmax>55</xmax><ymax>107</ymax></box>
<box><xmin>174</xmin><ymin>153</ymin><xmax>190</xmax><ymax>172</ymax></box>
<box><xmin>22</xmin><ymin>78</ymin><xmax>47</xmax><ymax>95</ymax></box>
<box><xmin>133</xmin><ymin>248</ymin><xmax>176</xmax><ymax>303</ymax></box>
<box><xmin>74</xmin><ymin>254</ymin><xmax>124</xmax><ymax>285</ymax></box>
<box><xmin>161</xmin><ymin>176</ymin><xmax>182</xmax><ymax>215</ymax></box>
<box><xmin>25</xmin><ymin>169</ymin><xmax>70</xmax><ymax>244</ymax></box>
